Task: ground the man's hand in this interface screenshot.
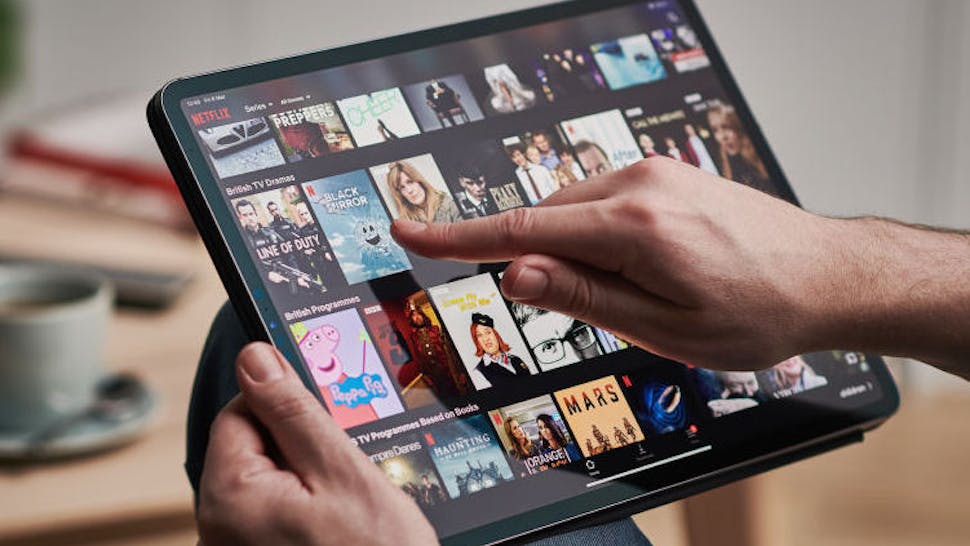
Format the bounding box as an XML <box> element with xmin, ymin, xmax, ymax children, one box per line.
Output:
<box><xmin>392</xmin><ymin>157</ymin><xmax>850</xmax><ymax>371</ymax></box>
<box><xmin>198</xmin><ymin>343</ymin><xmax>438</xmax><ymax>546</ymax></box>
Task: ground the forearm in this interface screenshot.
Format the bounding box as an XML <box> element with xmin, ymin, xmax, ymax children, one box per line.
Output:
<box><xmin>811</xmin><ymin>216</ymin><xmax>970</xmax><ymax>379</ymax></box>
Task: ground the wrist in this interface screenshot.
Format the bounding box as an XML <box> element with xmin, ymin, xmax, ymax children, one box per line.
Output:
<box><xmin>802</xmin><ymin>216</ymin><xmax>970</xmax><ymax>375</ymax></box>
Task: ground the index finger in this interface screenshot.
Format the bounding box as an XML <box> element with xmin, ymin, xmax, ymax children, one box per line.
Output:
<box><xmin>391</xmin><ymin>202</ymin><xmax>627</xmax><ymax>272</ymax></box>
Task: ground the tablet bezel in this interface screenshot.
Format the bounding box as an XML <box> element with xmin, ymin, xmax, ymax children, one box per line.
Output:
<box><xmin>148</xmin><ymin>1</ymin><xmax>900</xmax><ymax>543</ymax></box>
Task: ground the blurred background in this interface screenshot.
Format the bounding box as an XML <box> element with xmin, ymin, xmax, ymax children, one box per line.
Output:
<box><xmin>0</xmin><ymin>1</ymin><xmax>967</xmax><ymax>545</ymax></box>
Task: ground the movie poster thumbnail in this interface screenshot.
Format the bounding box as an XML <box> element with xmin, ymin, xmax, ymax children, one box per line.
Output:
<box><xmin>476</xmin><ymin>63</ymin><xmax>540</xmax><ymax>116</ymax></box>
<box><xmin>501</xmin><ymin>126</ymin><xmax>585</xmax><ymax>204</ymax></box>
<box><xmin>507</xmin><ymin>299</ymin><xmax>603</xmax><ymax>372</ymax></box>
<box><xmin>488</xmin><ymin>395</ymin><xmax>581</xmax><ymax>478</ymax></box>
<box><xmin>197</xmin><ymin>117</ymin><xmax>286</xmax><ymax>179</ymax></box>
<box><xmin>268</xmin><ymin>102</ymin><xmax>354</xmax><ymax>162</ymax></box>
<box><xmin>368</xmin><ymin>154</ymin><xmax>463</xmax><ymax>224</ymax></box>
<box><xmin>365</xmin><ymin>433</ymin><xmax>450</xmax><ymax>510</ymax></box>
<box><xmin>336</xmin><ymin>88</ymin><xmax>421</xmax><ymax>147</ymax></box>
<box><xmin>361</xmin><ymin>290</ymin><xmax>473</xmax><ymax>410</ymax></box>
<box><xmin>531</xmin><ymin>47</ymin><xmax>606</xmax><ymax>103</ymax></box>
<box><xmin>690</xmin><ymin>368</ymin><xmax>764</xmax><ymax>418</ymax></box>
<box><xmin>590</xmin><ymin>34</ymin><xmax>667</xmax><ymax>91</ymax></box>
<box><xmin>302</xmin><ymin>170</ymin><xmax>412</xmax><ymax>285</ymax></box>
<box><xmin>436</xmin><ymin>140</ymin><xmax>527</xmax><ymax>219</ymax></box>
<box><xmin>291</xmin><ymin>308</ymin><xmax>405</xmax><ymax>429</ymax></box>
<box><xmin>560</xmin><ymin>109</ymin><xmax>643</xmax><ymax>176</ymax></box>
<box><xmin>555</xmin><ymin>376</ymin><xmax>644</xmax><ymax>457</ymax></box>
<box><xmin>230</xmin><ymin>185</ymin><xmax>343</xmax><ymax>304</ymax></box>
<box><xmin>595</xmin><ymin>328</ymin><xmax>631</xmax><ymax>354</ymax></box>
<box><xmin>427</xmin><ymin>273</ymin><xmax>538</xmax><ymax>391</ymax></box>
<box><xmin>624</xmin><ymin>106</ymin><xmax>719</xmax><ymax>175</ymax></box>
<box><xmin>425</xmin><ymin>414</ymin><xmax>515</xmax><ymax>499</ymax></box>
<box><xmin>756</xmin><ymin>355</ymin><xmax>829</xmax><ymax>400</ymax></box>
<box><xmin>687</xmin><ymin>96</ymin><xmax>777</xmax><ymax>195</ymax></box>
<box><xmin>648</xmin><ymin>21</ymin><xmax>710</xmax><ymax>74</ymax></box>
<box><xmin>401</xmin><ymin>74</ymin><xmax>485</xmax><ymax>132</ymax></box>
<box><xmin>619</xmin><ymin>371</ymin><xmax>698</xmax><ymax>437</ymax></box>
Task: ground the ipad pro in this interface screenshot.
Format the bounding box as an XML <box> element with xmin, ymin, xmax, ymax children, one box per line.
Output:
<box><xmin>148</xmin><ymin>1</ymin><xmax>899</xmax><ymax>543</ymax></box>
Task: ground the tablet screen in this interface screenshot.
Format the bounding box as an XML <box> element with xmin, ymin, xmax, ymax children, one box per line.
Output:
<box><xmin>169</xmin><ymin>1</ymin><xmax>894</xmax><ymax>542</ymax></box>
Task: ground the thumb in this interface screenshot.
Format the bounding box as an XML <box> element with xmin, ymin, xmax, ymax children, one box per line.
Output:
<box><xmin>235</xmin><ymin>342</ymin><xmax>357</xmax><ymax>484</ymax></box>
<box><xmin>500</xmin><ymin>254</ymin><xmax>675</xmax><ymax>351</ymax></box>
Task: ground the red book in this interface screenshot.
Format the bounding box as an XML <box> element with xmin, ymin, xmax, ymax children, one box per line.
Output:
<box><xmin>3</xmin><ymin>96</ymin><xmax>192</xmax><ymax>231</ymax></box>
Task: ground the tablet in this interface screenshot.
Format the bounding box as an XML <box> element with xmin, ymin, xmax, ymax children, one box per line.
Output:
<box><xmin>148</xmin><ymin>1</ymin><xmax>899</xmax><ymax>543</ymax></box>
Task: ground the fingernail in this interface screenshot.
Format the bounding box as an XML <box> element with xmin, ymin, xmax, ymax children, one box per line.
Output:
<box><xmin>393</xmin><ymin>219</ymin><xmax>427</xmax><ymax>234</ymax></box>
<box><xmin>241</xmin><ymin>344</ymin><xmax>284</xmax><ymax>383</ymax></box>
<box><xmin>506</xmin><ymin>265</ymin><xmax>549</xmax><ymax>301</ymax></box>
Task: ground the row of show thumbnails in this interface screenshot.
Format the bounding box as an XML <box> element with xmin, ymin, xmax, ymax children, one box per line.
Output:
<box><xmin>231</xmin><ymin>97</ymin><xmax>778</xmax><ymax>309</ymax></box>
<box><xmin>192</xmin><ymin>16</ymin><xmax>714</xmax><ymax>180</ymax></box>
<box><xmin>346</xmin><ymin>340</ymin><xmax>872</xmax><ymax>513</ymax></box>
<box><xmin>291</xmin><ymin>267</ymin><xmax>871</xmax><ymax>431</ymax></box>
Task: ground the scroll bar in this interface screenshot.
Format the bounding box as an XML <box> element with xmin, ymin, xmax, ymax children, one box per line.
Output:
<box><xmin>586</xmin><ymin>445</ymin><xmax>713</xmax><ymax>488</ymax></box>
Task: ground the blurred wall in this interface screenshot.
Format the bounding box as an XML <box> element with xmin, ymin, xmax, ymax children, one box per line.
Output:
<box><xmin>15</xmin><ymin>0</ymin><xmax>969</xmax><ymax>384</ymax></box>
<box><xmin>19</xmin><ymin>0</ymin><xmax>968</xmax><ymax>226</ymax></box>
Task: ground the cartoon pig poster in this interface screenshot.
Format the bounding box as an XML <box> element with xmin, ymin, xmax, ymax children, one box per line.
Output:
<box><xmin>291</xmin><ymin>308</ymin><xmax>404</xmax><ymax>428</ymax></box>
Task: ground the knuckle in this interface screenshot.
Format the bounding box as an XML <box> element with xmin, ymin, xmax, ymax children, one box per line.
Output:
<box><xmin>432</xmin><ymin>220</ymin><xmax>455</xmax><ymax>247</ymax></box>
<box><xmin>611</xmin><ymin>198</ymin><xmax>655</xmax><ymax>229</ymax></box>
<box><xmin>208</xmin><ymin>410</ymin><xmax>232</xmax><ymax>440</ymax></box>
<box><xmin>628</xmin><ymin>156</ymin><xmax>663</xmax><ymax>181</ymax></box>
<box><xmin>266</xmin><ymin>391</ymin><xmax>317</xmax><ymax>424</ymax></box>
<box><xmin>563</xmin><ymin>271</ymin><xmax>595</xmax><ymax>319</ymax></box>
<box><xmin>626</xmin><ymin>156</ymin><xmax>681</xmax><ymax>189</ymax></box>
<box><xmin>499</xmin><ymin>207</ymin><xmax>534</xmax><ymax>245</ymax></box>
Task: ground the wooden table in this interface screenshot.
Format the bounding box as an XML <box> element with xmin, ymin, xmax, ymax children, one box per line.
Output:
<box><xmin>0</xmin><ymin>189</ymin><xmax>224</xmax><ymax>545</ymax></box>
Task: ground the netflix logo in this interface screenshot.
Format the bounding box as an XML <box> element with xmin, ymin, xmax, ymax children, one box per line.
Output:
<box><xmin>191</xmin><ymin>107</ymin><xmax>231</xmax><ymax>126</ymax></box>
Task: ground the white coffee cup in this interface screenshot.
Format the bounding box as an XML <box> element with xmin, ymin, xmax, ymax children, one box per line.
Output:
<box><xmin>0</xmin><ymin>264</ymin><xmax>113</xmax><ymax>432</ymax></box>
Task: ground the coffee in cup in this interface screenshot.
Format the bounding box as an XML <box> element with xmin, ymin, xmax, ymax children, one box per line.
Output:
<box><xmin>0</xmin><ymin>264</ymin><xmax>113</xmax><ymax>432</ymax></box>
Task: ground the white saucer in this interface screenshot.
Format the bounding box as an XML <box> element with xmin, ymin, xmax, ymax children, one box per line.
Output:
<box><xmin>0</xmin><ymin>374</ymin><xmax>159</xmax><ymax>461</ymax></box>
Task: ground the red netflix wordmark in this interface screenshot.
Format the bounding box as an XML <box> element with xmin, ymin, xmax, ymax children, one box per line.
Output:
<box><xmin>621</xmin><ymin>375</ymin><xmax>632</xmax><ymax>388</ymax></box>
<box><xmin>190</xmin><ymin>107</ymin><xmax>231</xmax><ymax>127</ymax></box>
<box><xmin>424</xmin><ymin>432</ymin><xmax>435</xmax><ymax>446</ymax></box>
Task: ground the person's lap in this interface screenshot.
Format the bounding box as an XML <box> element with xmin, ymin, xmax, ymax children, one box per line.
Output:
<box><xmin>185</xmin><ymin>302</ymin><xmax>651</xmax><ymax>546</ymax></box>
